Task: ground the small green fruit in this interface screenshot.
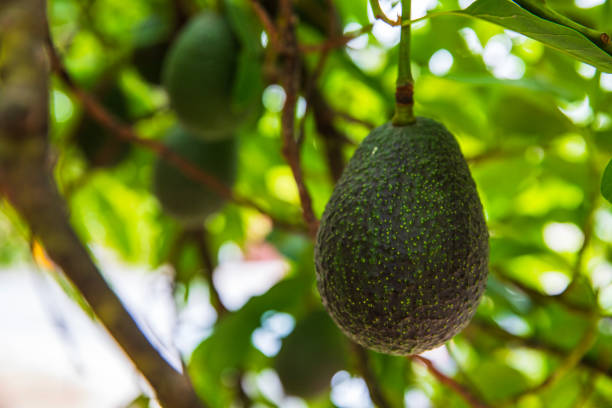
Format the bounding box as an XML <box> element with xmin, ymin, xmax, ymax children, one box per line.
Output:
<box><xmin>74</xmin><ymin>84</ymin><xmax>131</xmax><ymax>168</ymax></box>
<box><xmin>315</xmin><ymin>118</ymin><xmax>489</xmax><ymax>356</ymax></box>
<box><xmin>162</xmin><ymin>12</ymin><xmax>261</xmax><ymax>139</ymax></box>
<box><xmin>153</xmin><ymin>125</ymin><xmax>237</xmax><ymax>226</ymax></box>
<box><xmin>274</xmin><ymin>310</ymin><xmax>347</xmax><ymax>398</ymax></box>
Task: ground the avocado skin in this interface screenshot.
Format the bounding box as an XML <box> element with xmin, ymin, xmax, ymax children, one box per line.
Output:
<box><xmin>162</xmin><ymin>12</ymin><xmax>253</xmax><ymax>139</ymax></box>
<box><xmin>315</xmin><ymin>118</ymin><xmax>489</xmax><ymax>355</ymax></box>
<box><xmin>274</xmin><ymin>310</ymin><xmax>347</xmax><ymax>398</ymax></box>
<box><xmin>153</xmin><ymin>125</ymin><xmax>237</xmax><ymax>226</ymax></box>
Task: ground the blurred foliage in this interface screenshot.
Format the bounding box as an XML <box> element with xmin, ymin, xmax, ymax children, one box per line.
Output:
<box><xmin>0</xmin><ymin>0</ymin><xmax>607</xmax><ymax>406</ymax></box>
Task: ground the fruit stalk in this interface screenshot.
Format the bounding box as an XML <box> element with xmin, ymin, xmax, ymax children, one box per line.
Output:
<box><xmin>392</xmin><ymin>0</ymin><xmax>416</xmax><ymax>126</ymax></box>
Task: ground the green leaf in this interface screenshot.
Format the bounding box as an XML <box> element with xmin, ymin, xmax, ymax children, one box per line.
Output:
<box><xmin>469</xmin><ymin>359</ymin><xmax>529</xmax><ymax>401</ymax></box>
<box><xmin>460</xmin><ymin>0</ymin><xmax>612</xmax><ymax>72</ymax></box>
<box><xmin>602</xmin><ymin>159</ymin><xmax>612</xmax><ymax>203</ymax></box>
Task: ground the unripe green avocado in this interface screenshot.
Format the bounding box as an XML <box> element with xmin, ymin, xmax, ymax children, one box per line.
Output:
<box><xmin>274</xmin><ymin>310</ymin><xmax>347</xmax><ymax>398</ymax></box>
<box><xmin>153</xmin><ymin>125</ymin><xmax>237</xmax><ymax>226</ymax></box>
<box><xmin>315</xmin><ymin>118</ymin><xmax>489</xmax><ymax>355</ymax></box>
<box><xmin>162</xmin><ymin>12</ymin><xmax>261</xmax><ymax>139</ymax></box>
<box><xmin>74</xmin><ymin>84</ymin><xmax>131</xmax><ymax>168</ymax></box>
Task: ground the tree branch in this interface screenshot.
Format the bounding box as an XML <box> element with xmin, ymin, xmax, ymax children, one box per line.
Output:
<box><xmin>369</xmin><ymin>0</ymin><xmax>401</xmax><ymax>26</ymax></box>
<box><xmin>410</xmin><ymin>355</ymin><xmax>490</xmax><ymax>408</ymax></box>
<box><xmin>299</xmin><ymin>24</ymin><xmax>373</xmax><ymax>53</ymax></box>
<box><xmin>249</xmin><ymin>0</ymin><xmax>280</xmax><ymax>52</ymax></box>
<box><xmin>0</xmin><ymin>2</ymin><xmax>204</xmax><ymax>407</ymax></box>
<box><xmin>46</xmin><ymin>41</ymin><xmax>306</xmax><ymax>235</ymax></box>
<box><xmin>299</xmin><ymin>0</ymin><xmax>350</xmax><ymax>185</ymax></box>
<box><xmin>331</xmin><ymin>108</ymin><xmax>376</xmax><ymax>131</ymax></box>
<box><xmin>278</xmin><ymin>0</ymin><xmax>319</xmax><ymax>239</ymax></box>
<box><xmin>187</xmin><ymin>227</ymin><xmax>229</xmax><ymax>318</ymax></box>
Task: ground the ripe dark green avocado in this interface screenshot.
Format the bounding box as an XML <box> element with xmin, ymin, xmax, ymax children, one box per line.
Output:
<box><xmin>74</xmin><ymin>84</ymin><xmax>131</xmax><ymax>168</ymax></box>
<box><xmin>274</xmin><ymin>310</ymin><xmax>347</xmax><ymax>398</ymax></box>
<box><xmin>153</xmin><ymin>125</ymin><xmax>237</xmax><ymax>226</ymax></box>
<box><xmin>314</xmin><ymin>118</ymin><xmax>489</xmax><ymax>355</ymax></box>
<box><xmin>162</xmin><ymin>12</ymin><xmax>261</xmax><ymax>139</ymax></box>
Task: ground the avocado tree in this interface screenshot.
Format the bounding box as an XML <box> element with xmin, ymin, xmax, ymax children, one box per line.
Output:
<box><xmin>1</xmin><ymin>0</ymin><xmax>612</xmax><ymax>407</ymax></box>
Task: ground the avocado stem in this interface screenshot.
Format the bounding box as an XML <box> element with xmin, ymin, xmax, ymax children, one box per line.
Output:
<box><xmin>392</xmin><ymin>0</ymin><xmax>416</xmax><ymax>126</ymax></box>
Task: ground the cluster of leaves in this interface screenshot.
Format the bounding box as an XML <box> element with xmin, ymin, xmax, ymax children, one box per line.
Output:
<box><xmin>1</xmin><ymin>0</ymin><xmax>610</xmax><ymax>406</ymax></box>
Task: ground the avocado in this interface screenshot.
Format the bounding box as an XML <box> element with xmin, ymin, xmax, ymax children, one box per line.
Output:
<box><xmin>162</xmin><ymin>12</ymin><xmax>261</xmax><ymax>139</ymax></box>
<box><xmin>74</xmin><ymin>83</ymin><xmax>132</xmax><ymax>168</ymax></box>
<box><xmin>314</xmin><ymin>118</ymin><xmax>489</xmax><ymax>355</ymax></box>
<box><xmin>152</xmin><ymin>125</ymin><xmax>237</xmax><ymax>226</ymax></box>
<box><xmin>274</xmin><ymin>310</ymin><xmax>347</xmax><ymax>398</ymax></box>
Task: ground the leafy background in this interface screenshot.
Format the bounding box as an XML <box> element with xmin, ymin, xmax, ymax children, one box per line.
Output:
<box><xmin>3</xmin><ymin>0</ymin><xmax>612</xmax><ymax>406</ymax></box>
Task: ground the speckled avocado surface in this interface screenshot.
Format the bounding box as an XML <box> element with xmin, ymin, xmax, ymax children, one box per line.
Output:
<box><xmin>314</xmin><ymin>117</ymin><xmax>489</xmax><ymax>355</ymax></box>
<box><xmin>153</xmin><ymin>125</ymin><xmax>237</xmax><ymax>226</ymax></box>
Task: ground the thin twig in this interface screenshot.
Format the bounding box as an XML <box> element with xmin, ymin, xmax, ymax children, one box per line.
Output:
<box><xmin>351</xmin><ymin>343</ymin><xmax>392</xmax><ymax>408</ymax></box>
<box><xmin>332</xmin><ymin>109</ymin><xmax>376</xmax><ymax>131</ymax></box>
<box><xmin>47</xmin><ymin>42</ymin><xmax>306</xmax><ymax>235</ymax></box>
<box><xmin>188</xmin><ymin>227</ymin><xmax>229</xmax><ymax>318</ymax></box>
<box><xmin>278</xmin><ymin>0</ymin><xmax>319</xmax><ymax>239</ymax></box>
<box><xmin>446</xmin><ymin>342</ymin><xmax>488</xmax><ymax>403</ymax></box>
<box><xmin>465</xmin><ymin>148</ymin><xmax>523</xmax><ymax>165</ymax></box>
<box><xmin>300</xmin><ymin>24</ymin><xmax>373</xmax><ymax>53</ymax></box>
<box><xmin>299</xmin><ymin>1</ymin><xmax>350</xmax><ymax>184</ymax></box>
<box><xmin>410</xmin><ymin>355</ymin><xmax>490</xmax><ymax>408</ymax></box>
<box><xmin>250</xmin><ymin>0</ymin><xmax>281</xmax><ymax>52</ymax></box>
<box><xmin>369</xmin><ymin>0</ymin><xmax>401</xmax><ymax>26</ymax></box>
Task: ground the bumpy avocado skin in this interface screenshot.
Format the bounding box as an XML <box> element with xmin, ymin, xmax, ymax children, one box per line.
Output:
<box><xmin>162</xmin><ymin>12</ymin><xmax>256</xmax><ymax>139</ymax></box>
<box><xmin>315</xmin><ymin>118</ymin><xmax>489</xmax><ymax>356</ymax></box>
<box><xmin>153</xmin><ymin>125</ymin><xmax>237</xmax><ymax>226</ymax></box>
<box><xmin>274</xmin><ymin>310</ymin><xmax>347</xmax><ymax>398</ymax></box>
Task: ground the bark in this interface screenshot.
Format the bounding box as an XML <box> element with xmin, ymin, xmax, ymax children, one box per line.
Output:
<box><xmin>0</xmin><ymin>2</ymin><xmax>204</xmax><ymax>407</ymax></box>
